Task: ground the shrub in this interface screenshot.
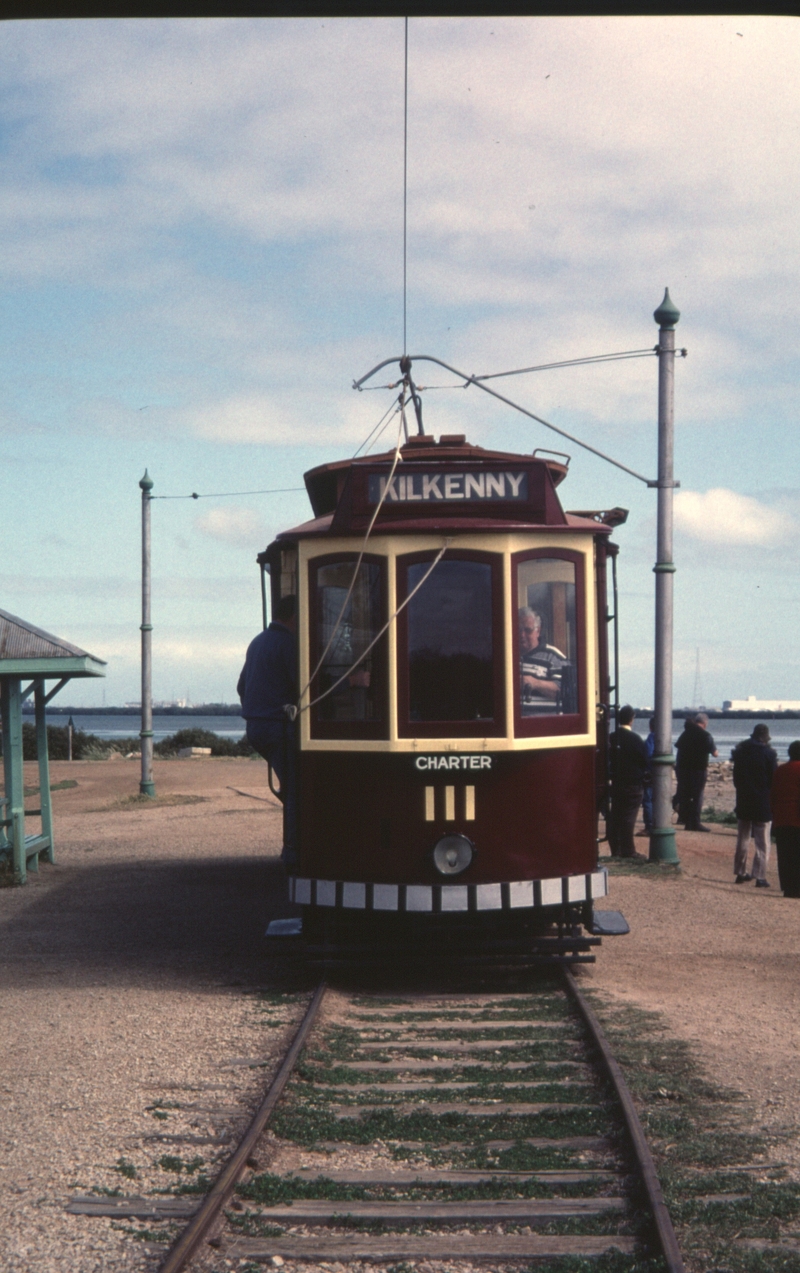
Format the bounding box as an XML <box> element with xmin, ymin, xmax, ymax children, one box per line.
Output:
<box><xmin>15</xmin><ymin>723</ymin><xmax>143</xmax><ymax>761</ymax></box>
<box><xmin>154</xmin><ymin>727</ymin><xmax>253</xmax><ymax>758</ymax></box>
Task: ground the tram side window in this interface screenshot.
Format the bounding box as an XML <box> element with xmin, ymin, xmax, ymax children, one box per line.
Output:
<box><xmin>314</xmin><ymin>561</ymin><xmax>382</xmax><ymax>722</ymax></box>
<box><xmin>517</xmin><ymin>558</ymin><xmax>578</xmax><ymax>716</ymax></box>
<box><xmin>407</xmin><ymin>559</ymin><xmax>494</xmax><ymax>722</ymax></box>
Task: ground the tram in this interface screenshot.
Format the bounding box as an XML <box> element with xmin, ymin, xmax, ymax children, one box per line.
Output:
<box><xmin>258</xmin><ymin>407</ymin><xmax>624</xmax><ymax>960</ymax></box>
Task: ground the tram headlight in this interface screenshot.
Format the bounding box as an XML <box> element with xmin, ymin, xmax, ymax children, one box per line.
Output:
<box><xmin>432</xmin><ymin>834</ymin><xmax>475</xmax><ymax>877</ymax></box>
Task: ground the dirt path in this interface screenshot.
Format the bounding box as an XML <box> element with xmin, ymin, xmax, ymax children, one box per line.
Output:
<box><xmin>588</xmin><ymin>807</ymin><xmax>800</xmax><ymax>1176</ymax></box>
<box><xmin>0</xmin><ymin>756</ymin><xmax>303</xmax><ymax>1273</ymax></box>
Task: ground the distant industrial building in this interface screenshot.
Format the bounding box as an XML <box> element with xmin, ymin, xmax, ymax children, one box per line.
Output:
<box><xmin>723</xmin><ymin>695</ymin><xmax>800</xmax><ymax>712</ymax></box>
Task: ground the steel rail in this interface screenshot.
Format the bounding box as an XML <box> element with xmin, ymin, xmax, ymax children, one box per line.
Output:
<box><xmin>158</xmin><ymin>981</ymin><xmax>327</xmax><ymax>1273</ymax></box>
<box><xmin>562</xmin><ymin>968</ymin><xmax>686</xmax><ymax>1273</ymax></box>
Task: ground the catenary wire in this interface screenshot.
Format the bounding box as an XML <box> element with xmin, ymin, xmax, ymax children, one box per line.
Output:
<box><xmin>403</xmin><ymin>16</ymin><xmax>408</xmax><ymax>356</ymax></box>
<box><xmin>151</xmin><ymin>488</ymin><xmax>304</xmax><ymax>500</ymax></box>
<box><xmin>473</xmin><ymin>347</ymin><xmax>660</xmax><ymax>381</ymax></box>
<box><xmin>354</xmin><ymin>353</ymin><xmax>657</xmax><ymax>486</ymax></box>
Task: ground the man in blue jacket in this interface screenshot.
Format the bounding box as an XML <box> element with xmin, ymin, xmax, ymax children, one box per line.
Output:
<box><xmin>237</xmin><ymin>595</ymin><xmax>298</xmax><ymax>870</ymax></box>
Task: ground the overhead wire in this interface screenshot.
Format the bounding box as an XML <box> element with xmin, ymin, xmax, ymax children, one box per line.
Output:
<box><xmin>353</xmin><ymin>352</ymin><xmax>656</xmax><ymax>485</ymax></box>
<box><xmin>403</xmin><ymin>15</ymin><xmax>408</xmax><ymax>356</ymax></box>
<box><xmin>472</xmin><ymin>347</ymin><xmax>660</xmax><ymax>382</ymax></box>
<box><xmin>151</xmin><ymin>487</ymin><xmax>304</xmax><ymax>500</ymax></box>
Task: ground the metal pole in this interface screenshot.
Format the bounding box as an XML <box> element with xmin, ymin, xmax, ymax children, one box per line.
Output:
<box><xmin>139</xmin><ymin>470</ymin><xmax>156</xmax><ymax>798</ymax></box>
<box><xmin>649</xmin><ymin>290</ymin><xmax>680</xmax><ymax>864</ymax></box>
<box><xmin>67</xmin><ymin>715</ymin><xmax>73</xmax><ymax>763</ymax></box>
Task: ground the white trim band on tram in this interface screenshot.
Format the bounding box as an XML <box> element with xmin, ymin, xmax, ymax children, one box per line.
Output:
<box><xmin>289</xmin><ymin>869</ymin><xmax>608</xmax><ymax>912</ymax></box>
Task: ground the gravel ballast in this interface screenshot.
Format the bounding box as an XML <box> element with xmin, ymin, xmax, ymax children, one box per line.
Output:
<box><xmin>0</xmin><ymin>757</ymin><xmax>302</xmax><ymax>1272</ymax></box>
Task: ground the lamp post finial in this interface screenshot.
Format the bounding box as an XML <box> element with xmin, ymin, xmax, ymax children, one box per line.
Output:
<box><xmin>653</xmin><ymin>288</ymin><xmax>680</xmax><ymax>329</ymax></box>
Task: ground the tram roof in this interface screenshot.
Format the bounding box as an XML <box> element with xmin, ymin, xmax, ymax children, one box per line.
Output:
<box><xmin>303</xmin><ymin>434</ymin><xmax>569</xmax><ymax>521</ymax></box>
<box><xmin>271</xmin><ymin>507</ymin><xmax>614</xmax><ymax>544</ymax></box>
<box><xmin>262</xmin><ymin>436</ymin><xmax>621</xmax><ymax>546</ymax></box>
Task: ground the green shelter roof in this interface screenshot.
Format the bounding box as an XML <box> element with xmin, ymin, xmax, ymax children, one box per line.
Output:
<box><xmin>0</xmin><ymin>609</ymin><xmax>106</xmax><ymax>678</ymax></box>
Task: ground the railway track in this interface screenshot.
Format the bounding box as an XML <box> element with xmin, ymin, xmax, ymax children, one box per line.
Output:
<box><xmin>68</xmin><ymin>972</ymin><xmax>685</xmax><ymax>1272</ymax></box>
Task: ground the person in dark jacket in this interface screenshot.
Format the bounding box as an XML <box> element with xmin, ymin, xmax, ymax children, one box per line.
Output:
<box><xmin>732</xmin><ymin>723</ymin><xmax>778</xmax><ymax>887</ymax></box>
<box><xmin>639</xmin><ymin>716</ymin><xmax>656</xmax><ymax>836</ymax></box>
<box><xmin>237</xmin><ymin>595</ymin><xmax>298</xmax><ymax>869</ymax></box>
<box><xmin>608</xmin><ymin>704</ymin><xmax>649</xmax><ymax>861</ymax></box>
<box><xmin>771</xmin><ymin>740</ymin><xmax>800</xmax><ymax>897</ymax></box>
<box><xmin>675</xmin><ymin>713</ymin><xmax>717</xmax><ymax>831</ymax></box>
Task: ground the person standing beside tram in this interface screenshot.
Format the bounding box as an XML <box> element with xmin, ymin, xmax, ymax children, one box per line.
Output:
<box><xmin>675</xmin><ymin>712</ymin><xmax>718</xmax><ymax>831</ymax></box>
<box><xmin>608</xmin><ymin>705</ymin><xmax>649</xmax><ymax>861</ymax></box>
<box><xmin>237</xmin><ymin>595</ymin><xmax>299</xmax><ymax>871</ymax></box>
<box><xmin>733</xmin><ymin>724</ymin><xmax>778</xmax><ymax>887</ymax></box>
<box><xmin>771</xmin><ymin>740</ymin><xmax>800</xmax><ymax>897</ymax></box>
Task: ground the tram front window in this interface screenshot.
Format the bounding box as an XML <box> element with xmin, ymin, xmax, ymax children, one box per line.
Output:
<box><xmin>315</xmin><ymin>561</ymin><xmax>382</xmax><ymax>722</ymax></box>
<box><xmin>517</xmin><ymin>557</ymin><xmax>578</xmax><ymax>716</ymax></box>
<box><xmin>407</xmin><ymin>559</ymin><xmax>494</xmax><ymax>722</ymax></box>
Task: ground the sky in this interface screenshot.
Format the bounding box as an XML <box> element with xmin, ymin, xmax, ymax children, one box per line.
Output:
<box><xmin>2</xmin><ymin>15</ymin><xmax>799</xmax><ymax>709</ymax></box>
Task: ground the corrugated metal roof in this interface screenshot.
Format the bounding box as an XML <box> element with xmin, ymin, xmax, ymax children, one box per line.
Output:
<box><xmin>0</xmin><ymin>608</ymin><xmax>105</xmax><ymax>663</ymax></box>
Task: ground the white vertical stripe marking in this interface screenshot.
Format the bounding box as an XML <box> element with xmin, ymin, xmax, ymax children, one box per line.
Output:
<box><xmin>425</xmin><ymin>786</ymin><xmax>435</xmax><ymax>821</ymax></box>
<box><xmin>445</xmin><ymin>786</ymin><xmax>455</xmax><ymax>820</ymax></box>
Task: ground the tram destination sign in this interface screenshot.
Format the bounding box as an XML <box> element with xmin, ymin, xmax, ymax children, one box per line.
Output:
<box><xmin>330</xmin><ymin>457</ymin><xmax>568</xmax><ymax>530</ymax></box>
<box><xmin>368</xmin><ymin>470</ymin><xmax>528</xmax><ymax>505</ymax></box>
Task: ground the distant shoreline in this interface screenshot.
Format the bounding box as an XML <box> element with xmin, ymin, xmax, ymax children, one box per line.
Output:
<box><xmin>19</xmin><ymin>705</ymin><xmax>800</xmax><ymax>720</ymax></box>
<box><xmin>20</xmin><ymin>705</ymin><xmax>242</xmax><ymax>717</ymax></box>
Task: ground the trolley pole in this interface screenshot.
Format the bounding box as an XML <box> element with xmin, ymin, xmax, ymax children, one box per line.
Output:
<box><xmin>649</xmin><ymin>290</ymin><xmax>680</xmax><ymax>864</ymax></box>
<box><xmin>139</xmin><ymin>469</ymin><xmax>156</xmax><ymax>798</ymax></box>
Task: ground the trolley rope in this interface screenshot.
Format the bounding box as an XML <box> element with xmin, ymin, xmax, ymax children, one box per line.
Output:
<box><xmin>295</xmin><ymin>402</ymin><xmax>407</xmax><ymax>717</ymax></box>
<box><xmin>298</xmin><ymin>538</ymin><xmax>449</xmax><ymax>715</ymax></box>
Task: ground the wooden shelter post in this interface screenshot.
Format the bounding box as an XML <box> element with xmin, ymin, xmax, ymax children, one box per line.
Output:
<box><xmin>34</xmin><ymin>679</ymin><xmax>55</xmax><ymax>864</ymax></box>
<box><xmin>2</xmin><ymin>679</ymin><xmax>26</xmax><ymax>882</ymax></box>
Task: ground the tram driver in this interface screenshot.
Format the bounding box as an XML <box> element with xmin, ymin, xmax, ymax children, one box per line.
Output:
<box><xmin>519</xmin><ymin>606</ymin><xmax>567</xmax><ymax>714</ymax></box>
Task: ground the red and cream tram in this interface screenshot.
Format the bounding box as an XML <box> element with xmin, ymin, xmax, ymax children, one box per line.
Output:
<box><xmin>259</xmin><ymin>430</ymin><xmax>621</xmax><ymax>960</ymax></box>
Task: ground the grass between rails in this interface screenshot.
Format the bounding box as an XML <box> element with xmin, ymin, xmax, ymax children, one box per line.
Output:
<box><xmin>271</xmin><ymin>1103</ymin><xmax>609</xmax><ymax>1146</ymax></box>
<box><xmin>238</xmin><ymin>1172</ymin><xmax>613</xmax><ymax>1204</ymax></box>
<box><xmin>583</xmin><ymin>992</ymin><xmax>800</xmax><ymax>1273</ymax></box>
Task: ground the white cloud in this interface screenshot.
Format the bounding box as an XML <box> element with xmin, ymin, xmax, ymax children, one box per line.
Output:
<box><xmin>195</xmin><ymin>505</ymin><xmax>266</xmax><ymax>545</ymax></box>
<box><xmin>674</xmin><ymin>488</ymin><xmax>796</xmax><ymax>545</ymax></box>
